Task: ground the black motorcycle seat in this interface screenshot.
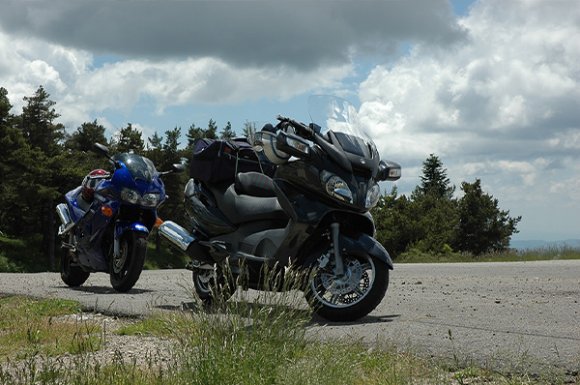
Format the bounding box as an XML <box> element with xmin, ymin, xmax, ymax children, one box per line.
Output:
<box><xmin>216</xmin><ymin>184</ymin><xmax>287</xmax><ymax>225</ymax></box>
<box><xmin>234</xmin><ymin>172</ymin><xmax>277</xmax><ymax>197</ymax></box>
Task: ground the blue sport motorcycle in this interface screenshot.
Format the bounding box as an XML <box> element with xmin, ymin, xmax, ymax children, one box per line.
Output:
<box><xmin>55</xmin><ymin>143</ymin><xmax>183</xmax><ymax>292</ymax></box>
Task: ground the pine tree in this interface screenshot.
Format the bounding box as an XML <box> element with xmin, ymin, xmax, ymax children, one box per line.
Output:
<box><xmin>415</xmin><ymin>154</ymin><xmax>455</xmax><ymax>199</ymax></box>
<box><xmin>372</xmin><ymin>187</ymin><xmax>416</xmax><ymax>258</ymax></box>
<box><xmin>453</xmin><ymin>179</ymin><xmax>521</xmax><ymax>254</ymax></box>
<box><xmin>20</xmin><ymin>86</ymin><xmax>65</xmax><ymax>157</ymax></box>
<box><xmin>219</xmin><ymin>121</ymin><xmax>236</xmax><ymax>140</ymax></box>
<box><xmin>206</xmin><ymin>119</ymin><xmax>218</xmax><ymax>139</ymax></box>
<box><xmin>17</xmin><ymin>86</ymin><xmax>67</xmax><ymax>269</ymax></box>
<box><xmin>114</xmin><ymin>123</ymin><xmax>144</xmax><ymax>153</ymax></box>
<box><xmin>406</xmin><ymin>154</ymin><xmax>458</xmax><ymax>254</ymax></box>
<box><xmin>0</xmin><ymin>87</ymin><xmax>26</xmax><ymax>234</ymax></box>
<box><xmin>65</xmin><ymin>119</ymin><xmax>107</xmax><ymax>152</ymax></box>
<box><xmin>0</xmin><ymin>87</ymin><xmax>11</xmax><ymax>126</ymax></box>
<box><xmin>186</xmin><ymin>122</ymin><xmax>204</xmax><ymax>150</ymax></box>
<box><xmin>147</xmin><ymin>131</ymin><xmax>163</xmax><ymax>150</ymax></box>
<box><xmin>158</xmin><ymin>127</ymin><xmax>187</xmax><ymax>224</ymax></box>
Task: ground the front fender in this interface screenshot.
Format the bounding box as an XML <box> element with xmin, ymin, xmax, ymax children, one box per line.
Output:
<box><xmin>113</xmin><ymin>222</ymin><xmax>149</xmax><ymax>258</ymax></box>
<box><xmin>115</xmin><ymin>222</ymin><xmax>149</xmax><ymax>238</ymax></box>
<box><xmin>340</xmin><ymin>233</ymin><xmax>394</xmax><ymax>270</ymax></box>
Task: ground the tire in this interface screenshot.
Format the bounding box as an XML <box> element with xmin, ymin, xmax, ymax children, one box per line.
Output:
<box><xmin>109</xmin><ymin>233</ymin><xmax>147</xmax><ymax>292</ymax></box>
<box><xmin>60</xmin><ymin>242</ymin><xmax>90</xmax><ymax>287</ymax></box>
<box><xmin>305</xmin><ymin>252</ymin><xmax>389</xmax><ymax>322</ymax></box>
<box><xmin>192</xmin><ymin>264</ymin><xmax>235</xmax><ymax>306</ymax></box>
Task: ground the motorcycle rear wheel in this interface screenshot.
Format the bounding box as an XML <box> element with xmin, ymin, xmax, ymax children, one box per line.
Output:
<box><xmin>306</xmin><ymin>252</ymin><xmax>389</xmax><ymax>322</ymax></box>
<box><xmin>60</xmin><ymin>241</ymin><xmax>90</xmax><ymax>287</ymax></box>
<box><xmin>192</xmin><ymin>264</ymin><xmax>235</xmax><ymax>306</ymax></box>
<box><xmin>109</xmin><ymin>233</ymin><xmax>147</xmax><ymax>292</ymax></box>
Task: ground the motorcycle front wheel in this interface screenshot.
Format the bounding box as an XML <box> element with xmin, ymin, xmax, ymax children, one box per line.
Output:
<box><xmin>60</xmin><ymin>234</ymin><xmax>90</xmax><ymax>287</ymax></box>
<box><xmin>109</xmin><ymin>233</ymin><xmax>147</xmax><ymax>292</ymax></box>
<box><xmin>306</xmin><ymin>252</ymin><xmax>389</xmax><ymax>322</ymax></box>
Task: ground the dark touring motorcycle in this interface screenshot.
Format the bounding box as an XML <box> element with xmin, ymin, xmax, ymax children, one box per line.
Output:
<box><xmin>159</xmin><ymin>96</ymin><xmax>401</xmax><ymax>321</ymax></box>
<box><xmin>55</xmin><ymin>143</ymin><xmax>183</xmax><ymax>292</ymax></box>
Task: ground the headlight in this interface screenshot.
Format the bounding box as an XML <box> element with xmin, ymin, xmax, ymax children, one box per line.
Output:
<box><xmin>325</xmin><ymin>175</ymin><xmax>353</xmax><ymax>204</ymax></box>
<box><xmin>121</xmin><ymin>189</ymin><xmax>160</xmax><ymax>207</ymax></box>
<box><xmin>141</xmin><ymin>193</ymin><xmax>160</xmax><ymax>207</ymax></box>
<box><xmin>365</xmin><ymin>183</ymin><xmax>381</xmax><ymax>208</ymax></box>
<box><xmin>121</xmin><ymin>188</ymin><xmax>140</xmax><ymax>204</ymax></box>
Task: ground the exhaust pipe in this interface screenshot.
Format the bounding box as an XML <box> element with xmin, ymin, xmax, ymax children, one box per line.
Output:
<box><xmin>158</xmin><ymin>221</ymin><xmax>196</xmax><ymax>251</ymax></box>
<box><xmin>56</xmin><ymin>203</ymin><xmax>74</xmax><ymax>235</ymax></box>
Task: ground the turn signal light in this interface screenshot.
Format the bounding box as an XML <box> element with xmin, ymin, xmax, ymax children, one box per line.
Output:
<box><xmin>101</xmin><ymin>206</ymin><xmax>114</xmax><ymax>217</ymax></box>
<box><xmin>155</xmin><ymin>217</ymin><xmax>164</xmax><ymax>227</ymax></box>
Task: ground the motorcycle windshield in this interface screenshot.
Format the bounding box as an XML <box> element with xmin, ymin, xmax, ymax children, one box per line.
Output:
<box><xmin>114</xmin><ymin>153</ymin><xmax>158</xmax><ymax>182</ymax></box>
<box><xmin>308</xmin><ymin>95</ymin><xmax>374</xmax><ymax>158</ymax></box>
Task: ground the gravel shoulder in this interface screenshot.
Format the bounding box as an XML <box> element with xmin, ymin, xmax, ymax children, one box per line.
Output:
<box><xmin>1</xmin><ymin>260</ymin><xmax>579</xmax><ymax>374</ymax></box>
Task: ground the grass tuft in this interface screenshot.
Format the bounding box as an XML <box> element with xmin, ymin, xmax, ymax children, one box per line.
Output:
<box><xmin>0</xmin><ymin>296</ymin><xmax>101</xmax><ymax>360</ymax></box>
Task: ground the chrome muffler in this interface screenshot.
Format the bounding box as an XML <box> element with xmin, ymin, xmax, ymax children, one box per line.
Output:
<box><xmin>56</xmin><ymin>203</ymin><xmax>74</xmax><ymax>235</ymax></box>
<box><xmin>158</xmin><ymin>220</ymin><xmax>196</xmax><ymax>251</ymax></box>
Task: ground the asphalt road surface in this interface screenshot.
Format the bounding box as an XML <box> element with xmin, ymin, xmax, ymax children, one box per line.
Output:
<box><xmin>1</xmin><ymin>260</ymin><xmax>579</xmax><ymax>374</ymax></box>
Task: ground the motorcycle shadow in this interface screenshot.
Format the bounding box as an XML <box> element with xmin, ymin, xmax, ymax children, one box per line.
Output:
<box><xmin>160</xmin><ymin>300</ymin><xmax>399</xmax><ymax>326</ymax></box>
<box><xmin>159</xmin><ymin>300</ymin><xmax>312</xmax><ymax>321</ymax></box>
<box><xmin>311</xmin><ymin>313</ymin><xmax>400</xmax><ymax>326</ymax></box>
<box><xmin>61</xmin><ymin>285</ymin><xmax>153</xmax><ymax>295</ymax></box>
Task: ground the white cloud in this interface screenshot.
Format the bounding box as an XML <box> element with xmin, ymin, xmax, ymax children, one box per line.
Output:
<box><xmin>2</xmin><ymin>26</ymin><xmax>353</xmax><ymax>134</ymax></box>
<box><xmin>360</xmin><ymin>0</ymin><xmax>580</xmax><ymax>151</ymax></box>
<box><xmin>0</xmin><ymin>0</ymin><xmax>463</xmax><ymax>70</ymax></box>
<box><xmin>358</xmin><ymin>0</ymin><xmax>580</xmax><ymax>239</ymax></box>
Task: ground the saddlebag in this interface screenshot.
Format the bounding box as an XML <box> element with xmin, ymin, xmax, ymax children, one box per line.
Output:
<box><xmin>190</xmin><ymin>138</ymin><xmax>275</xmax><ymax>184</ymax></box>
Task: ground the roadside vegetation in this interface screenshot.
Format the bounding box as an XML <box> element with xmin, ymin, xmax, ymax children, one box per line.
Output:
<box><xmin>0</xmin><ymin>84</ymin><xmax>548</xmax><ymax>274</ymax></box>
<box><xmin>0</xmin><ymin>296</ymin><xmax>101</xmax><ymax>360</ymax></box>
<box><xmin>397</xmin><ymin>245</ymin><xmax>580</xmax><ymax>264</ymax></box>
<box><xmin>0</xmin><ymin>294</ymin><xmax>574</xmax><ymax>385</ymax></box>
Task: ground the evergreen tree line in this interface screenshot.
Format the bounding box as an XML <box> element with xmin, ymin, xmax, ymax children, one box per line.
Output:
<box><xmin>0</xmin><ymin>85</ymin><xmax>520</xmax><ymax>272</ymax></box>
<box><xmin>0</xmin><ymin>86</ymin><xmax>249</xmax><ymax>272</ymax></box>
<box><xmin>372</xmin><ymin>154</ymin><xmax>521</xmax><ymax>258</ymax></box>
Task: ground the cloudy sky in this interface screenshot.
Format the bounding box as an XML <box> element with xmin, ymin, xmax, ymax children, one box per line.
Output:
<box><xmin>1</xmin><ymin>0</ymin><xmax>578</xmax><ymax>242</ymax></box>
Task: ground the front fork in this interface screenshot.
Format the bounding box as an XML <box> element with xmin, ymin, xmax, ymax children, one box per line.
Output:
<box><xmin>330</xmin><ymin>222</ymin><xmax>345</xmax><ymax>276</ymax></box>
<box><xmin>113</xmin><ymin>222</ymin><xmax>149</xmax><ymax>259</ymax></box>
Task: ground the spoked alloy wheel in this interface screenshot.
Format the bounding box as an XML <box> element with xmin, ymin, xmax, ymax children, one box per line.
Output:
<box><xmin>109</xmin><ymin>233</ymin><xmax>147</xmax><ymax>292</ymax></box>
<box><xmin>60</xmin><ymin>234</ymin><xmax>90</xmax><ymax>287</ymax></box>
<box><xmin>307</xmin><ymin>252</ymin><xmax>389</xmax><ymax>322</ymax></box>
<box><xmin>193</xmin><ymin>268</ymin><xmax>214</xmax><ymax>300</ymax></box>
<box><xmin>192</xmin><ymin>264</ymin><xmax>235</xmax><ymax>306</ymax></box>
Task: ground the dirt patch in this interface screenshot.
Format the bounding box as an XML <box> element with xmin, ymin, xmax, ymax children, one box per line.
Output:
<box><xmin>0</xmin><ymin>313</ymin><xmax>177</xmax><ymax>376</ymax></box>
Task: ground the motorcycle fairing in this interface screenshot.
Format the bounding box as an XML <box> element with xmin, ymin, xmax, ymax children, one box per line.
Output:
<box><xmin>270</xmin><ymin>179</ymin><xmax>377</xmax><ymax>265</ymax></box>
<box><xmin>64</xmin><ymin>187</ymin><xmax>90</xmax><ymax>223</ymax></box>
<box><xmin>74</xmin><ymin>197</ymin><xmax>120</xmax><ymax>272</ymax></box>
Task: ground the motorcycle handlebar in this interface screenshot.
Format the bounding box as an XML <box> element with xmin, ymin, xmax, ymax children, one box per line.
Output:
<box><xmin>276</xmin><ymin>115</ymin><xmax>315</xmax><ymax>140</ymax></box>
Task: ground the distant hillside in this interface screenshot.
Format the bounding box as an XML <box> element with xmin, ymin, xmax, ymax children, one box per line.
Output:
<box><xmin>510</xmin><ymin>239</ymin><xmax>580</xmax><ymax>250</ymax></box>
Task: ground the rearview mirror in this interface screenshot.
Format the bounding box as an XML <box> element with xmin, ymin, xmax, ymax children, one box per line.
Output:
<box><xmin>276</xmin><ymin>132</ymin><xmax>311</xmax><ymax>158</ymax></box>
<box><xmin>93</xmin><ymin>142</ymin><xmax>110</xmax><ymax>157</ymax></box>
<box><xmin>172</xmin><ymin>163</ymin><xmax>186</xmax><ymax>173</ymax></box>
<box><xmin>377</xmin><ymin>160</ymin><xmax>401</xmax><ymax>181</ymax></box>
